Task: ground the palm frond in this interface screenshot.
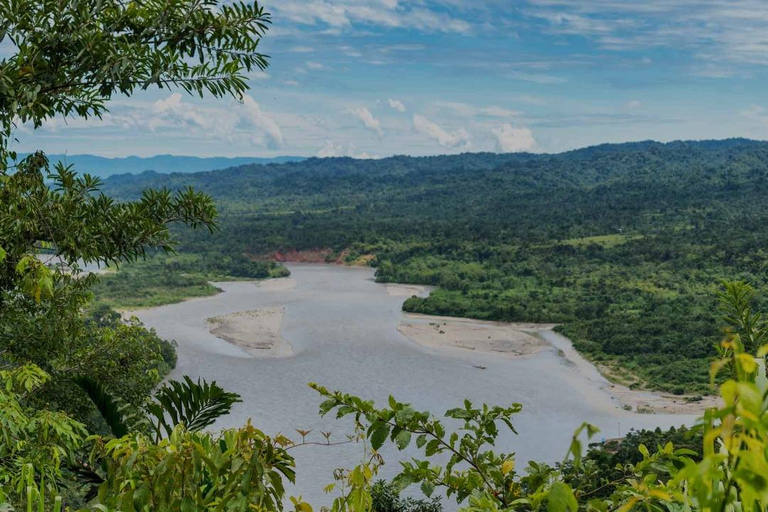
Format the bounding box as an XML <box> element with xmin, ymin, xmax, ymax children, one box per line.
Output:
<box><xmin>147</xmin><ymin>376</ymin><xmax>242</xmax><ymax>439</ymax></box>
<box><xmin>72</xmin><ymin>375</ymin><xmax>130</xmax><ymax>438</ymax></box>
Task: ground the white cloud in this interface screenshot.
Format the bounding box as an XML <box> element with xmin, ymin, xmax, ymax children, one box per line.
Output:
<box><xmin>524</xmin><ymin>0</ymin><xmax>768</xmax><ymax>67</ymax></box>
<box><xmin>492</xmin><ymin>124</ymin><xmax>536</xmax><ymax>152</ymax></box>
<box><xmin>436</xmin><ymin>102</ymin><xmax>520</xmax><ymax>118</ymax></box>
<box><xmin>273</xmin><ymin>1</ymin><xmax>472</xmax><ymax>34</ymax></box>
<box><xmin>508</xmin><ymin>71</ymin><xmax>567</xmax><ymax>84</ymax></box>
<box><xmin>482</xmin><ymin>106</ymin><xmax>521</xmax><ymax>117</ymax></box>
<box><xmin>388</xmin><ymin>99</ymin><xmax>407</xmax><ymax>112</ymax></box>
<box><xmin>149</xmin><ymin>93</ymin><xmax>236</xmax><ymax>138</ymax></box>
<box><xmin>44</xmin><ymin>93</ymin><xmax>285</xmax><ymax>150</ymax></box>
<box><xmin>251</xmin><ymin>71</ymin><xmax>271</xmax><ymax>80</ymax></box>
<box><xmin>412</xmin><ymin>114</ymin><xmax>471</xmax><ymax>149</ymax></box>
<box><xmin>350</xmin><ymin>107</ymin><xmax>383</xmax><ymax>136</ymax></box>
<box><xmin>306</xmin><ymin>61</ymin><xmax>327</xmax><ymax>70</ymax></box>
<box><xmin>740</xmin><ymin>105</ymin><xmax>768</xmax><ymax>124</ymax></box>
<box><xmin>317</xmin><ymin>140</ymin><xmax>376</xmax><ymax>159</ymax></box>
<box><xmin>627</xmin><ymin>100</ymin><xmax>642</xmax><ymax>109</ymax></box>
<box><xmin>289</xmin><ymin>46</ymin><xmax>315</xmax><ymax>53</ymax></box>
<box><xmin>241</xmin><ymin>96</ymin><xmax>284</xmax><ymax>149</ymax></box>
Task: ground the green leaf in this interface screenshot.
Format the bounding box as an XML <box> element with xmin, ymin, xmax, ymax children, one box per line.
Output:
<box><xmin>72</xmin><ymin>375</ymin><xmax>130</xmax><ymax>438</ymax></box>
<box><xmin>547</xmin><ymin>482</ymin><xmax>578</xmax><ymax>512</ymax></box>
<box><xmin>149</xmin><ymin>376</ymin><xmax>242</xmax><ymax>438</ymax></box>
<box><xmin>394</xmin><ymin>429</ymin><xmax>411</xmax><ymax>450</ymax></box>
<box><xmin>318</xmin><ymin>398</ymin><xmax>337</xmax><ymax>416</ymax></box>
<box><xmin>425</xmin><ymin>439</ymin><xmax>441</xmax><ymax>456</ymax></box>
<box><xmin>369</xmin><ymin>423</ymin><xmax>390</xmax><ymax>451</ymax></box>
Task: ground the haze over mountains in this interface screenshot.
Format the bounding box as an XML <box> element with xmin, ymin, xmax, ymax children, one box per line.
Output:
<box><xmin>27</xmin><ymin>153</ymin><xmax>305</xmax><ymax>177</ymax></box>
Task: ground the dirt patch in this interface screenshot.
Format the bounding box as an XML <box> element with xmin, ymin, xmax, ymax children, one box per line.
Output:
<box><xmin>207</xmin><ymin>307</ymin><xmax>293</xmax><ymax>357</ymax></box>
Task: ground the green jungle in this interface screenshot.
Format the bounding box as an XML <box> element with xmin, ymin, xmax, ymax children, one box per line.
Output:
<box><xmin>6</xmin><ymin>0</ymin><xmax>768</xmax><ymax>510</ymax></box>
<box><xmin>103</xmin><ymin>139</ymin><xmax>768</xmax><ymax>394</ymax></box>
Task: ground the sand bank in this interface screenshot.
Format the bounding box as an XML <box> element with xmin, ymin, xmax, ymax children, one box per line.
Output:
<box><xmin>401</xmin><ymin>313</ymin><xmax>717</xmax><ymax>415</ymax></box>
<box><xmin>386</xmin><ymin>284</ymin><xmax>427</xmax><ymax>297</ymax></box>
<box><xmin>398</xmin><ymin>313</ymin><xmax>553</xmax><ymax>357</ymax></box>
<box><xmin>606</xmin><ymin>382</ymin><xmax>719</xmax><ymax>415</ymax></box>
<box><xmin>207</xmin><ymin>307</ymin><xmax>293</xmax><ymax>357</ymax></box>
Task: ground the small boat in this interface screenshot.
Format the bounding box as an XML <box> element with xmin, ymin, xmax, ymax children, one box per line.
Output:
<box><xmin>473</xmin><ymin>364</ymin><xmax>487</xmax><ymax>370</ymax></box>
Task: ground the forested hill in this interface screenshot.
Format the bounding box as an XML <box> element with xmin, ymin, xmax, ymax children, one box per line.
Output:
<box><xmin>34</xmin><ymin>153</ymin><xmax>305</xmax><ymax>178</ymax></box>
<box><xmin>104</xmin><ymin>138</ymin><xmax>768</xmax><ymax>394</ymax></box>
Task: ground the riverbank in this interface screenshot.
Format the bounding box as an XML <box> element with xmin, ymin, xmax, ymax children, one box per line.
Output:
<box><xmin>397</xmin><ymin>313</ymin><xmax>717</xmax><ymax>415</ymax></box>
<box><xmin>132</xmin><ymin>264</ymin><xmax>703</xmax><ymax>507</ymax></box>
<box><xmin>398</xmin><ymin>313</ymin><xmax>553</xmax><ymax>358</ymax></box>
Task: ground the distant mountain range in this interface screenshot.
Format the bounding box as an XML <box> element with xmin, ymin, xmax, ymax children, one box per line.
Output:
<box><xmin>23</xmin><ymin>154</ymin><xmax>305</xmax><ymax>177</ymax></box>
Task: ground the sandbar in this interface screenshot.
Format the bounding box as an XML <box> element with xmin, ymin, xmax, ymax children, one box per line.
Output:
<box><xmin>207</xmin><ymin>307</ymin><xmax>293</xmax><ymax>357</ymax></box>
<box><xmin>398</xmin><ymin>313</ymin><xmax>551</xmax><ymax>357</ymax></box>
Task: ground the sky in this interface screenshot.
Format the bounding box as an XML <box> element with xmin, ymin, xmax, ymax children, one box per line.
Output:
<box><xmin>11</xmin><ymin>0</ymin><xmax>768</xmax><ymax>158</ymax></box>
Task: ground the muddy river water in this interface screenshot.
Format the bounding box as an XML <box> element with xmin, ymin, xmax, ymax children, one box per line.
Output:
<box><xmin>134</xmin><ymin>264</ymin><xmax>700</xmax><ymax>507</ymax></box>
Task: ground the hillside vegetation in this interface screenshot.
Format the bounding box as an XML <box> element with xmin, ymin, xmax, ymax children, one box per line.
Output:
<box><xmin>104</xmin><ymin>139</ymin><xmax>768</xmax><ymax>393</ymax></box>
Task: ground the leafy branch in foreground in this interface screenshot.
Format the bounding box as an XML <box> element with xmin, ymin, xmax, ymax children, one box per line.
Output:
<box><xmin>147</xmin><ymin>375</ymin><xmax>242</xmax><ymax>441</ymax></box>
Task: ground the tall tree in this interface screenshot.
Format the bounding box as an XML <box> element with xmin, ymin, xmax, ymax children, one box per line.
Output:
<box><xmin>0</xmin><ymin>0</ymin><xmax>271</xmax><ymax>413</ymax></box>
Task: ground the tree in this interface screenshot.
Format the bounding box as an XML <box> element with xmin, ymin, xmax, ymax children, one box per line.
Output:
<box><xmin>0</xmin><ymin>0</ymin><xmax>274</xmax><ymax>506</ymax></box>
<box><xmin>0</xmin><ymin>0</ymin><xmax>272</xmax><ymax>414</ymax></box>
<box><xmin>0</xmin><ymin>0</ymin><xmax>271</xmax><ymax>166</ymax></box>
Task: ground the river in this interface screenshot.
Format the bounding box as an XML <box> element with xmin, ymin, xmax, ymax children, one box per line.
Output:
<box><xmin>134</xmin><ymin>264</ymin><xmax>700</xmax><ymax>507</ymax></box>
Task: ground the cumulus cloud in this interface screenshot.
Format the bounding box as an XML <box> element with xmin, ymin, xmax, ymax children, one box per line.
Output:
<box><xmin>387</xmin><ymin>99</ymin><xmax>407</xmax><ymax>113</ymax></box>
<box><xmin>149</xmin><ymin>93</ymin><xmax>235</xmax><ymax>138</ymax></box>
<box><xmin>492</xmin><ymin>124</ymin><xmax>536</xmax><ymax>153</ymax></box>
<box><xmin>627</xmin><ymin>100</ymin><xmax>642</xmax><ymax>109</ymax></box>
<box><xmin>316</xmin><ymin>140</ymin><xmax>376</xmax><ymax>159</ymax></box>
<box><xmin>45</xmin><ymin>93</ymin><xmax>285</xmax><ymax>150</ymax></box>
<box><xmin>413</xmin><ymin>114</ymin><xmax>471</xmax><ymax>149</ymax></box>
<box><xmin>350</xmin><ymin>107</ymin><xmax>383</xmax><ymax>136</ymax></box>
<box><xmin>241</xmin><ymin>96</ymin><xmax>284</xmax><ymax>149</ymax></box>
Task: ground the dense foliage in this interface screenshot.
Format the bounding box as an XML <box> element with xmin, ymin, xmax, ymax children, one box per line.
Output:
<box><xmin>104</xmin><ymin>139</ymin><xmax>768</xmax><ymax>393</ymax></box>
<box><xmin>8</xmin><ymin>0</ymin><xmax>768</xmax><ymax>509</ymax></box>
<box><xmin>0</xmin><ymin>0</ymin><xmax>283</xmax><ymax>507</ymax></box>
<box><xmin>0</xmin><ymin>0</ymin><xmax>270</xmax><ymax>165</ymax></box>
<box><xmin>90</xmin><ymin>253</ymin><xmax>288</xmax><ymax>309</ymax></box>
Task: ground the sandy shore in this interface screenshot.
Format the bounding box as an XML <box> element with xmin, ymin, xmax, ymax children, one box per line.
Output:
<box><xmin>386</xmin><ymin>284</ymin><xmax>427</xmax><ymax>297</ymax></box>
<box><xmin>400</xmin><ymin>313</ymin><xmax>717</xmax><ymax>415</ymax></box>
<box><xmin>398</xmin><ymin>313</ymin><xmax>553</xmax><ymax>358</ymax></box>
<box><xmin>207</xmin><ymin>307</ymin><xmax>294</xmax><ymax>357</ymax></box>
<box><xmin>606</xmin><ymin>382</ymin><xmax>720</xmax><ymax>415</ymax></box>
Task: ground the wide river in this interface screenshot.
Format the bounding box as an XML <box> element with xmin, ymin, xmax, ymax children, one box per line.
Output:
<box><xmin>135</xmin><ymin>264</ymin><xmax>699</xmax><ymax>507</ymax></box>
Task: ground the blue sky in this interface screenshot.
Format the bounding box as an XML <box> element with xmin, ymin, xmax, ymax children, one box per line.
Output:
<box><xmin>12</xmin><ymin>0</ymin><xmax>768</xmax><ymax>158</ymax></box>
